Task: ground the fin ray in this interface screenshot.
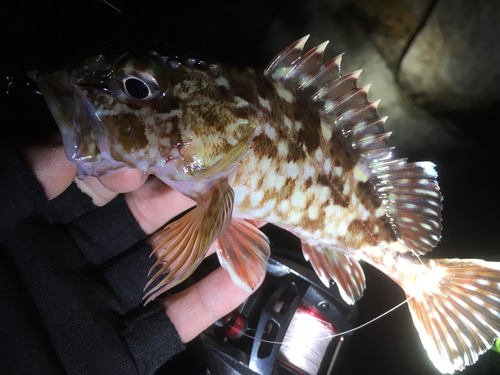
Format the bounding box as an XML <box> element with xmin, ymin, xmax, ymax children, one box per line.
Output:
<box><xmin>269</xmin><ymin>36</ymin><xmax>443</xmax><ymax>253</ymax></box>
<box><xmin>405</xmin><ymin>259</ymin><xmax>500</xmax><ymax>373</ymax></box>
<box><xmin>283</xmin><ymin>41</ymin><xmax>328</xmax><ymax>88</ymax></box>
<box><xmin>215</xmin><ymin>218</ymin><xmax>270</xmax><ymax>291</ymax></box>
<box><xmin>302</xmin><ymin>242</ymin><xmax>366</xmax><ymax>305</ymax></box>
<box><xmin>374</xmin><ymin>161</ymin><xmax>442</xmax><ymax>254</ymax></box>
<box><xmin>298</xmin><ymin>54</ymin><xmax>343</xmax><ymax>94</ymax></box>
<box><xmin>265</xmin><ymin>35</ymin><xmax>309</xmax><ymax>80</ymax></box>
<box><xmin>143</xmin><ymin>180</ymin><xmax>234</xmax><ymax>303</ymax></box>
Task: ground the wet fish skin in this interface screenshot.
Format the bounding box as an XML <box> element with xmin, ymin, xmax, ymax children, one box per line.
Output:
<box><xmin>38</xmin><ymin>36</ymin><xmax>500</xmax><ymax>374</ymax></box>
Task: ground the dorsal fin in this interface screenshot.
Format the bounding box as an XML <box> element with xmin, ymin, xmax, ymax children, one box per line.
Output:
<box><xmin>265</xmin><ymin>35</ymin><xmax>310</xmax><ymax>81</ymax></box>
<box><xmin>267</xmin><ymin>37</ymin><xmax>443</xmax><ymax>254</ymax></box>
<box><xmin>373</xmin><ymin>160</ymin><xmax>442</xmax><ymax>253</ymax></box>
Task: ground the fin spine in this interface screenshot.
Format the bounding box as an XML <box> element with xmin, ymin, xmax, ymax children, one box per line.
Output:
<box><xmin>269</xmin><ymin>36</ymin><xmax>444</xmax><ymax>253</ymax></box>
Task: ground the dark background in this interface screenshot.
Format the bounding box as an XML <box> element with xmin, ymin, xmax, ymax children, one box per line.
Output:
<box><xmin>2</xmin><ymin>1</ymin><xmax>499</xmax><ymax>374</ymax></box>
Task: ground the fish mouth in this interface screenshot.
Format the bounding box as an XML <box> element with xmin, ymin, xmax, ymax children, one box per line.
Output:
<box><xmin>38</xmin><ymin>70</ymin><xmax>98</xmax><ymax>159</ymax></box>
<box><xmin>38</xmin><ymin>69</ymin><xmax>127</xmax><ymax>178</ymax></box>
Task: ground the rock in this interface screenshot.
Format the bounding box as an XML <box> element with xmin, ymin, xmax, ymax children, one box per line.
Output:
<box><xmin>262</xmin><ymin>0</ymin><xmax>459</xmax><ymax>158</ymax></box>
<box><xmin>351</xmin><ymin>0</ymin><xmax>434</xmax><ymax>72</ymax></box>
<box><xmin>398</xmin><ymin>0</ymin><xmax>500</xmax><ymax>113</ymax></box>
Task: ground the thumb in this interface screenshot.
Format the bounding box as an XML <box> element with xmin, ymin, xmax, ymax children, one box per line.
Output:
<box><xmin>160</xmin><ymin>266</ymin><xmax>264</xmax><ymax>343</ymax></box>
<box><xmin>23</xmin><ymin>142</ymin><xmax>77</xmax><ymax>200</ymax></box>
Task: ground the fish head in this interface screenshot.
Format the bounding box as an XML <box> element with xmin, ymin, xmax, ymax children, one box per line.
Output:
<box><xmin>38</xmin><ymin>52</ymin><xmax>255</xmax><ymax>184</ymax></box>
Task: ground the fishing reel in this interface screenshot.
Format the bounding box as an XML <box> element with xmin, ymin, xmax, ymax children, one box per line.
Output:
<box><xmin>199</xmin><ymin>250</ymin><xmax>358</xmax><ymax>375</ymax></box>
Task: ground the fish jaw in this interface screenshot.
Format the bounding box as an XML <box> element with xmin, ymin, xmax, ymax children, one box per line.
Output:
<box><xmin>38</xmin><ymin>52</ymin><xmax>194</xmax><ymax>181</ymax></box>
<box><xmin>37</xmin><ymin>60</ymin><xmax>132</xmax><ymax>178</ymax></box>
<box><xmin>38</xmin><ymin>53</ymin><xmax>259</xmax><ymax>185</ymax></box>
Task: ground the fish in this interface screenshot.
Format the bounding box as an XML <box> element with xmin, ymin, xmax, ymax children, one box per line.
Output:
<box><xmin>37</xmin><ymin>35</ymin><xmax>500</xmax><ymax>374</ymax></box>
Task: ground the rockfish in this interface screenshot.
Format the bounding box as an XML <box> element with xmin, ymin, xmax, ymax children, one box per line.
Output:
<box><xmin>38</xmin><ymin>36</ymin><xmax>500</xmax><ymax>373</ymax></box>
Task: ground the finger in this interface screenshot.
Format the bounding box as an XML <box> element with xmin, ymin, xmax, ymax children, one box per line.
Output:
<box><xmin>160</xmin><ymin>266</ymin><xmax>264</xmax><ymax>343</ymax></box>
<box><xmin>76</xmin><ymin>169</ymin><xmax>148</xmax><ymax>207</ymax></box>
<box><xmin>97</xmin><ymin>169</ymin><xmax>148</xmax><ymax>193</ymax></box>
<box><xmin>73</xmin><ymin>177</ymin><xmax>120</xmax><ymax>207</ymax></box>
<box><xmin>22</xmin><ymin>136</ymin><xmax>149</xmax><ymax>205</ymax></box>
<box><xmin>125</xmin><ymin>177</ymin><xmax>195</xmax><ymax>234</ymax></box>
<box><xmin>23</xmin><ymin>143</ymin><xmax>77</xmax><ymax>200</ymax></box>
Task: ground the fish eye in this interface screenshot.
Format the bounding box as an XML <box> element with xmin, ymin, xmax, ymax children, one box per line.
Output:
<box><xmin>123</xmin><ymin>77</ymin><xmax>153</xmax><ymax>100</ymax></box>
<box><xmin>119</xmin><ymin>73</ymin><xmax>161</xmax><ymax>101</ymax></box>
<box><xmin>113</xmin><ymin>54</ymin><xmax>166</xmax><ymax>102</ymax></box>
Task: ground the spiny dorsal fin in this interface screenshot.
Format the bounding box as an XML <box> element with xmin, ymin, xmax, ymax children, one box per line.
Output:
<box><xmin>265</xmin><ymin>35</ymin><xmax>310</xmax><ymax>81</ymax></box>
<box><xmin>267</xmin><ymin>37</ymin><xmax>443</xmax><ymax>254</ymax></box>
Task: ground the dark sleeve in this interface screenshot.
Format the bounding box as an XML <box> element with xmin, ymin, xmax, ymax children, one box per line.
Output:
<box><xmin>0</xmin><ymin>143</ymin><xmax>185</xmax><ymax>375</ymax></box>
<box><xmin>0</xmin><ymin>143</ymin><xmax>47</xmax><ymax>242</ymax></box>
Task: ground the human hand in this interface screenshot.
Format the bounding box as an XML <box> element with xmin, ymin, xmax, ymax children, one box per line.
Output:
<box><xmin>23</xmin><ymin>137</ymin><xmax>263</xmax><ymax>343</ymax></box>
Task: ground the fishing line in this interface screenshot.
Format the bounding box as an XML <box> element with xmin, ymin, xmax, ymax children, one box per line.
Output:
<box><xmin>102</xmin><ymin>0</ymin><xmax>122</xmax><ymax>13</ymax></box>
<box><xmin>3</xmin><ymin>77</ymin><xmax>14</xmax><ymax>107</ymax></box>
<box><xmin>233</xmin><ymin>295</ymin><xmax>414</xmax><ymax>375</ymax></box>
<box><xmin>240</xmin><ymin>295</ymin><xmax>414</xmax><ymax>345</ymax></box>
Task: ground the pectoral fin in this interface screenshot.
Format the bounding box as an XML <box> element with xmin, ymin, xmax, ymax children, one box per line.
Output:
<box><xmin>215</xmin><ymin>218</ymin><xmax>270</xmax><ymax>291</ymax></box>
<box><xmin>144</xmin><ymin>179</ymin><xmax>234</xmax><ymax>304</ymax></box>
<box><xmin>302</xmin><ymin>241</ymin><xmax>366</xmax><ymax>305</ymax></box>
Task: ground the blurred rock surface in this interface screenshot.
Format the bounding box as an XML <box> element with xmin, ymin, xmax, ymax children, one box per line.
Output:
<box><xmin>398</xmin><ymin>0</ymin><xmax>500</xmax><ymax>114</ymax></box>
<box><xmin>351</xmin><ymin>0</ymin><xmax>434</xmax><ymax>72</ymax></box>
<box><xmin>262</xmin><ymin>0</ymin><xmax>460</xmax><ymax>158</ymax></box>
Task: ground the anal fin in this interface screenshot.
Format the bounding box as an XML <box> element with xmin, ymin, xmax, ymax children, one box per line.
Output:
<box><xmin>144</xmin><ymin>179</ymin><xmax>234</xmax><ymax>304</ymax></box>
<box><xmin>214</xmin><ymin>218</ymin><xmax>270</xmax><ymax>291</ymax></box>
<box><xmin>302</xmin><ymin>241</ymin><xmax>366</xmax><ymax>305</ymax></box>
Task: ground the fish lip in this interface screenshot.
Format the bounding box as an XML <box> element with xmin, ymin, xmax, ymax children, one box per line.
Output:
<box><xmin>37</xmin><ymin>71</ymin><xmax>79</xmax><ymax>159</ymax></box>
<box><xmin>37</xmin><ymin>70</ymin><xmax>102</xmax><ymax>171</ymax></box>
<box><xmin>37</xmin><ymin>67</ymin><xmax>140</xmax><ymax>179</ymax></box>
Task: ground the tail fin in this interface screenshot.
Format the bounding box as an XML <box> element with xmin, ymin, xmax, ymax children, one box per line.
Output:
<box><xmin>405</xmin><ymin>258</ymin><xmax>500</xmax><ymax>374</ymax></box>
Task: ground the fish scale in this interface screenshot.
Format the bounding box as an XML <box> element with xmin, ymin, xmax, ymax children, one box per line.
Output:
<box><xmin>38</xmin><ymin>35</ymin><xmax>500</xmax><ymax>374</ymax></box>
<box><xmin>231</xmin><ymin>42</ymin><xmax>396</xmax><ymax>251</ymax></box>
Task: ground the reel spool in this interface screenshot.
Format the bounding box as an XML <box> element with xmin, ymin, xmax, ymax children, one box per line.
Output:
<box><xmin>276</xmin><ymin>302</ymin><xmax>338</xmax><ymax>375</ymax></box>
<box><xmin>201</xmin><ymin>254</ymin><xmax>357</xmax><ymax>375</ymax></box>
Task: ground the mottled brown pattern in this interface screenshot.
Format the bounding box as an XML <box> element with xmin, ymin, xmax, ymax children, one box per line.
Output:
<box><xmin>346</xmin><ymin>215</ymin><xmax>397</xmax><ymax>248</ymax></box>
<box><xmin>60</xmin><ymin>48</ymin><xmax>398</xmax><ymax>257</ymax></box>
<box><xmin>302</xmin><ymin>206</ymin><xmax>326</xmax><ymax>232</ymax></box>
<box><xmin>217</xmin><ymin>85</ymin><xmax>233</xmax><ymax>101</ymax></box>
<box><xmin>356</xmin><ymin>180</ymin><xmax>382</xmax><ymax>209</ymax></box>
<box><xmin>114</xmin><ymin>114</ymin><xmax>149</xmax><ymax>154</ymax></box>
<box><xmin>151</xmin><ymin>94</ymin><xmax>180</xmax><ymax>113</ymax></box>
<box><xmin>167</xmin><ymin>115</ymin><xmax>181</xmax><ymax>146</ymax></box>
<box><xmin>378</xmin><ymin>220</ymin><xmax>398</xmax><ymax>242</ymax></box>
<box><xmin>281</xmin><ymin>178</ymin><xmax>295</xmax><ymax>200</ymax></box>
<box><xmin>317</xmin><ymin>173</ymin><xmax>330</xmax><ymax>186</ymax></box>
<box><xmin>294</xmin><ymin>101</ymin><xmax>321</xmax><ymax>154</ymax></box>
<box><xmin>316</xmin><ymin>173</ymin><xmax>331</xmax><ymax>187</ymax></box>
<box><xmin>256</xmin><ymin>73</ymin><xmax>277</xmax><ymax>102</ymax></box>
<box><xmin>287</xmin><ymin>143</ymin><xmax>306</xmax><ymax>162</ymax></box>
<box><xmin>226</xmin><ymin>66</ymin><xmax>261</xmax><ymax>105</ymax></box>
<box><xmin>330</xmin><ymin>176</ymin><xmax>350</xmax><ymax>207</ymax></box>
<box><xmin>47</xmin><ymin>45</ymin><xmax>493</xmax><ymax>374</ymax></box>
<box><xmin>314</xmin><ymin>174</ymin><xmax>349</xmax><ymax>208</ymax></box>
<box><xmin>330</xmin><ymin>136</ymin><xmax>356</xmax><ymax>171</ymax></box>
<box><xmin>348</xmin><ymin>219</ymin><xmax>377</xmax><ymax>247</ymax></box>
<box><xmin>253</xmin><ymin>134</ymin><xmax>278</xmax><ymax>158</ymax></box>
<box><xmin>256</xmin><ymin>176</ymin><xmax>265</xmax><ymax>190</ymax></box>
<box><xmin>304</xmin><ymin>177</ymin><xmax>313</xmax><ymax>188</ymax></box>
